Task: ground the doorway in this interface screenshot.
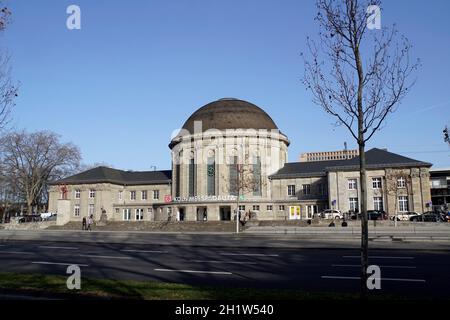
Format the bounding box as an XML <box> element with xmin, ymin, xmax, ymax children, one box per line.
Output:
<box><xmin>197</xmin><ymin>207</ymin><xmax>207</xmax><ymax>221</ymax></box>
<box><xmin>306</xmin><ymin>205</ymin><xmax>319</xmax><ymax>219</ymax></box>
<box><xmin>220</xmin><ymin>206</ymin><xmax>231</xmax><ymax>221</ymax></box>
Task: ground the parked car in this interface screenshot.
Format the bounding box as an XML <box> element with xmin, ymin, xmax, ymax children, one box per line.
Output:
<box><xmin>319</xmin><ymin>209</ymin><xmax>343</xmax><ymax>220</ymax></box>
<box><xmin>40</xmin><ymin>212</ymin><xmax>56</xmax><ymax>221</ymax></box>
<box><xmin>390</xmin><ymin>212</ymin><xmax>419</xmax><ymax>221</ymax></box>
<box><xmin>409</xmin><ymin>211</ymin><xmax>446</xmax><ymax>222</ymax></box>
<box><xmin>15</xmin><ymin>214</ymin><xmax>42</xmax><ymax>223</ymax></box>
<box><xmin>357</xmin><ymin>210</ymin><xmax>388</xmax><ymax>220</ymax></box>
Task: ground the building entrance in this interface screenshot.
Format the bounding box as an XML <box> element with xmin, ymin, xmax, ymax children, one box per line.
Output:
<box><xmin>197</xmin><ymin>207</ymin><xmax>208</xmax><ymax>221</ymax></box>
<box><xmin>220</xmin><ymin>206</ymin><xmax>231</xmax><ymax>221</ymax></box>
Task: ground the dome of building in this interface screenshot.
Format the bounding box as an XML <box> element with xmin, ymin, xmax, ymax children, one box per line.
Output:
<box><xmin>180</xmin><ymin>98</ymin><xmax>279</xmax><ymax>133</ymax></box>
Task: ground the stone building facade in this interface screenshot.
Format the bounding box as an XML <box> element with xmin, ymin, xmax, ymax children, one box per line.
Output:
<box><xmin>48</xmin><ymin>99</ymin><xmax>432</xmax><ymax>224</ymax></box>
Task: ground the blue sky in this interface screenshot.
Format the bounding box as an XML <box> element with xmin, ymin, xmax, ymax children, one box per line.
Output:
<box><xmin>3</xmin><ymin>0</ymin><xmax>450</xmax><ymax>170</ymax></box>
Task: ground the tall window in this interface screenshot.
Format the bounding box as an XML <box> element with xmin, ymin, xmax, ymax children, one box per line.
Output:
<box><xmin>135</xmin><ymin>208</ymin><xmax>144</xmax><ymax>220</ymax></box>
<box><xmin>75</xmin><ymin>190</ymin><xmax>81</xmax><ymax>199</ymax></box>
<box><xmin>372</xmin><ymin>177</ymin><xmax>382</xmax><ymax>189</ymax></box>
<box><xmin>398</xmin><ymin>196</ymin><xmax>409</xmax><ymax>212</ymax></box>
<box><xmin>141</xmin><ymin>190</ymin><xmax>147</xmax><ymax>201</ymax></box>
<box><xmin>287</xmin><ymin>185</ymin><xmax>296</xmax><ymax>196</ymax></box>
<box><xmin>302</xmin><ymin>184</ymin><xmax>311</xmax><ymax>195</ymax></box>
<box><xmin>153</xmin><ymin>190</ymin><xmax>160</xmax><ymax>200</ymax></box>
<box><xmin>397</xmin><ymin>177</ymin><xmax>406</xmax><ymax>188</ymax></box>
<box><xmin>118</xmin><ymin>190</ymin><xmax>123</xmax><ymax>201</ymax></box>
<box><xmin>123</xmin><ymin>208</ymin><xmax>131</xmax><ymax>221</ymax></box>
<box><xmin>88</xmin><ymin>204</ymin><xmax>95</xmax><ymax>216</ymax></box>
<box><xmin>253</xmin><ymin>156</ymin><xmax>261</xmax><ymax>196</ymax></box>
<box><xmin>373</xmin><ymin>197</ymin><xmax>383</xmax><ymax>211</ymax></box>
<box><xmin>89</xmin><ymin>189</ymin><xmax>95</xmax><ymax>198</ymax></box>
<box><xmin>229</xmin><ymin>156</ymin><xmax>238</xmax><ymax>196</ymax></box>
<box><xmin>175</xmin><ymin>164</ymin><xmax>181</xmax><ymax>198</ymax></box>
<box><xmin>349</xmin><ymin>198</ymin><xmax>359</xmax><ymax>212</ymax></box>
<box><xmin>189</xmin><ymin>158</ymin><xmax>196</xmax><ymax>197</ymax></box>
<box><xmin>318</xmin><ymin>183</ymin><xmax>327</xmax><ymax>195</ymax></box>
<box><xmin>348</xmin><ymin>179</ymin><xmax>357</xmax><ymax>190</ymax></box>
<box><xmin>207</xmin><ymin>156</ymin><xmax>216</xmax><ymax>196</ymax></box>
<box><xmin>74</xmin><ymin>204</ymin><xmax>80</xmax><ymax>217</ymax></box>
<box><xmin>130</xmin><ymin>191</ymin><xmax>136</xmax><ymax>201</ymax></box>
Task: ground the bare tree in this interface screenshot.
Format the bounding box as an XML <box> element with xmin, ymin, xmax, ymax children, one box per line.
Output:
<box><xmin>444</xmin><ymin>126</ymin><xmax>450</xmax><ymax>146</ymax></box>
<box><xmin>0</xmin><ymin>4</ymin><xmax>18</xmax><ymax>131</ymax></box>
<box><xmin>0</xmin><ymin>130</ymin><xmax>81</xmax><ymax>215</ymax></box>
<box><xmin>302</xmin><ymin>0</ymin><xmax>419</xmax><ymax>298</ymax></box>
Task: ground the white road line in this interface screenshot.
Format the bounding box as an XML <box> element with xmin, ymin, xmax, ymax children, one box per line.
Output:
<box><xmin>39</xmin><ymin>246</ymin><xmax>78</xmax><ymax>250</ymax></box>
<box><xmin>191</xmin><ymin>260</ymin><xmax>259</xmax><ymax>265</ymax></box>
<box><xmin>0</xmin><ymin>251</ymin><xmax>33</xmax><ymax>255</ymax></box>
<box><xmin>332</xmin><ymin>264</ymin><xmax>417</xmax><ymax>269</ymax></box>
<box><xmin>321</xmin><ymin>276</ymin><xmax>426</xmax><ymax>283</ymax></box>
<box><xmin>154</xmin><ymin>268</ymin><xmax>233</xmax><ymax>275</ymax></box>
<box><xmin>32</xmin><ymin>261</ymin><xmax>89</xmax><ymax>267</ymax></box>
<box><xmin>121</xmin><ymin>250</ymin><xmax>167</xmax><ymax>253</ymax></box>
<box><xmin>79</xmin><ymin>254</ymin><xmax>133</xmax><ymax>260</ymax></box>
<box><xmin>343</xmin><ymin>256</ymin><xmax>415</xmax><ymax>260</ymax></box>
<box><xmin>220</xmin><ymin>253</ymin><xmax>279</xmax><ymax>257</ymax></box>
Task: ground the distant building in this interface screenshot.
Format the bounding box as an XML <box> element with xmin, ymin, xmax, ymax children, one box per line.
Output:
<box><xmin>430</xmin><ymin>168</ymin><xmax>450</xmax><ymax>210</ymax></box>
<box><xmin>299</xmin><ymin>149</ymin><xmax>359</xmax><ymax>162</ymax></box>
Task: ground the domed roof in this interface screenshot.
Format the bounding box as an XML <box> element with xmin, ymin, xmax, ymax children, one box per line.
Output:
<box><xmin>181</xmin><ymin>98</ymin><xmax>279</xmax><ymax>133</ymax></box>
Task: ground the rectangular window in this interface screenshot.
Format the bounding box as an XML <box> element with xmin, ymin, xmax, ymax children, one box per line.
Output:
<box><xmin>88</xmin><ymin>204</ymin><xmax>95</xmax><ymax>216</ymax></box>
<box><xmin>123</xmin><ymin>208</ymin><xmax>131</xmax><ymax>221</ymax></box>
<box><xmin>115</xmin><ymin>208</ymin><xmax>119</xmax><ymax>214</ymax></box>
<box><xmin>135</xmin><ymin>208</ymin><xmax>144</xmax><ymax>221</ymax></box>
<box><xmin>372</xmin><ymin>177</ymin><xmax>382</xmax><ymax>189</ymax></box>
<box><xmin>130</xmin><ymin>191</ymin><xmax>136</xmax><ymax>201</ymax></box>
<box><xmin>397</xmin><ymin>177</ymin><xmax>406</xmax><ymax>188</ymax></box>
<box><xmin>118</xmin><ymin>190</ymin><xmax>123</xmax><ymax>201</ymax></box>
<box><xmin>74</xmin><ymin>204</ymin><xmax>80</xmax><ymax>217</ymax></box>
<box><xmin>348</xmin><ymin>179</ymin><xmax>357</xmax><ymax>190</ymax></box>
<box><xmin>373</xmin><ymin>197</ymin><xmax>383</xmax><ymax>211</ymax></box>
<box><xmin>207</xmin><ymin>156</ymin><xmax>216</xmax><ymax>196</ymax></box>
<box><xmin>238</xmin><ymin>205</ymin><xmax>245</xmax><ymax>211</ymax></box>
<box><xmin>189</xmin><ymin>158</ymin><xmax>196</xmax><ymax>197</ymax></box>
<box><xmin>229</xmin><ymin>157</ymin><xmax>238</xmax><ymax>196</ymax></box>
<box><xmin>287</xmin><ymin>185</ymin><xmax>296</xmax><ymax>196</ymax></box>
<box><xmin>148</xmin><ymin>208</ymin><xmax>153</xmax><ymax>214</ymax></box>
<box><xmin>75</xmin><ymin>190</ymin><xmax>81</xmax><ymax>199</ymax></box>
<box><xmin>252</xmin><ymin>205</ymin><xmax>260</xmax><ymax>211</ymax></box>
<box><xmin>253</xmin><ymin>156</ymin><xmax>261</xmax><ymax>196</ymax></box>
<box><xmin>267</xmin><ymin>205</ymin><xmax>273</xmax><ymax>211</ymax></box>
<box><xmin>89</xmin><ymin>189</ymin><xmax>95</xmax><ymax>198</ymax></box>
<box><xmin>141</xmin><ymin>190</ymin><xmax>147</xmax><ymax>201</ymax></box>
<box><xmin>278</xmin><ymin>205</ymin><xmax>285</xmax><ymax>211</ymax></box>
<box><xmin>153</xmin><ymin>190</ymin><xmax>160</xmax><ymax>200</ymax></box>
<box><xmin>175</xmin><ymin>164</ymin><xmax>181</xmax><ymax>198</ymax></box>
<box><xmin>349</xmin><ymin>198</ymin><xmax>359</xmax><ymax>212</ymax></box>
<box><xmin>302</xmin><ymin>184</ymin><xmax>311</xmax><ymax>195</ymax></box>
<box><xmin>398</xmin><ymin>196</ymin><xmax>409</xmax><ymax>212</ymax></box>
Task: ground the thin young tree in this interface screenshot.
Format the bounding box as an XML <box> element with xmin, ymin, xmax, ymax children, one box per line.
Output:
<box><xmin>302</xmin><ymin>0</ymin><xmax>419</xmax><ymax>298</ymax></box>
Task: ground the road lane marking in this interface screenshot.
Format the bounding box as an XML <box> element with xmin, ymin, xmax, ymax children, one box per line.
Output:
<box><xmin>321</xmin><ymin>276</ymin><xmax>426</xmax><ymax>283</ymax></box>
<box><xmin>219</xmin><ymin>253</ymin><xmax>279</xmax><ymax>257</ymax></box>
<box><xmin>332</xmin><ymin>264</ymin><xmax>417</xmax><ymax>269</ymax></box>
<box><xmin>32</xmin><ymin>261</ymin><xmax>89</xmax><ymax>267</ymax></box>
<box><xmin>343</xmin><ymin>256</ymin><xmax>414</xmax><ymax>260</ymax></box>
<box><xmin>39</xmin><ymin>246</ymin><xmax>78</xmax><ymax>250</ymax></box>
<box><xmin>121</xmin><ymin>250</ymin><xmax>167</xmax><ymax>253</ymax></box>
<box><xmin>191</xmin><ymin>260</ymin><xmax>259</xmax><ymax>265</ymax></box>
<box><xmin>0</xmin><ymin>251</ymin><xmax>33</xmax><ymax>255</ymax></box>
<box><xmin>79</xmin><ymin>254</ymin><xmax>133</xmax><ymax>260</ymax></box>
<box><xmin>154</xmin><ymin>268</ymin><xmax>233</xmax><ymax>275</ymax></box>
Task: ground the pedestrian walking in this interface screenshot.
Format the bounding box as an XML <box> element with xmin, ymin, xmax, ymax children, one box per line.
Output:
<box><xmin>82</xmin><ymin>217</ymin><xmax>87</xmax><ymax>230</ymax></box>
<box><xmin>87</xmin><ymin>215</ymin><xmax>93</xmax><ymax>231</ymax></box>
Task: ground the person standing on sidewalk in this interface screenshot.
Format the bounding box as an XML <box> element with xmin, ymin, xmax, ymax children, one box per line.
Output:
<box><xmin>87</xmin><ymin>215</ymin><xmax>93</xmax><ymax>231</ymax></box>
<box><xmin>82</xmin><ymin>217</ymin><xmax>87</xmax><ymax>230</ymax></box>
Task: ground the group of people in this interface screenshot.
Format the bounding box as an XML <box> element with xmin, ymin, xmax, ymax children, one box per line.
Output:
<box><xmin>82</xmin><ymin>215</ymin><xmax>94</xmax><ymax>231</ymax></box>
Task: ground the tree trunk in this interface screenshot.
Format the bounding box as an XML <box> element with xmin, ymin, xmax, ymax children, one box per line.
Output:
<box><xmin>359</xmin><ymin>142</ymin><xmax>368</xmax><ymax>299</ymax></box>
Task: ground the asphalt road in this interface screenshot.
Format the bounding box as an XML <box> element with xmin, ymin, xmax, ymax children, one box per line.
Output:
<box><xmin>0</xmin><ymin>238</ymin><xmax>449</xmax><ymax>298</ymax></box>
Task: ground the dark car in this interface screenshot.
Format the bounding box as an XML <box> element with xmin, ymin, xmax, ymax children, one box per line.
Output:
<box><xmin>357</xmin><ymin>210</ymin><xmax>388</xmax><ymax>221</ymax></box>
<box><xmin>409</xmin><ymin>211</ymin><xmax>446</xmax><ymax>222</ymax></box>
